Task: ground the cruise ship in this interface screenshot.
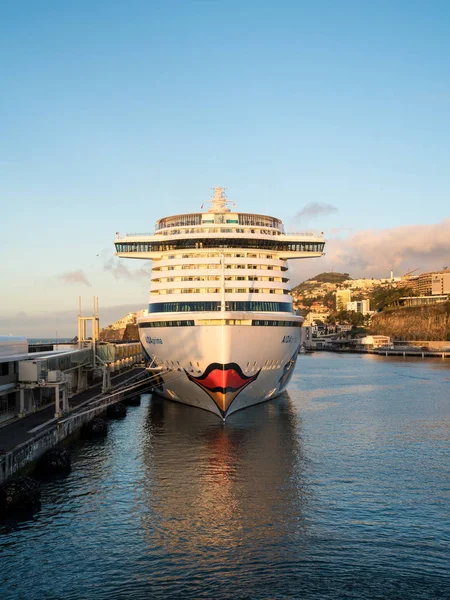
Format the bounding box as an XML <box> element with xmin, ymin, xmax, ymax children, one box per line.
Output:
<box><xmin>114</xmin><ymin>188</ymin><xmax>325</xmax><ymax>419</ymax></box>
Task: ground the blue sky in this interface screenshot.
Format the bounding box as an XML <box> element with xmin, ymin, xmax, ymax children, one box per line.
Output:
<box><xmin>1</xmin><ymin>0</ymin><xmax>450</xmax><ymax>336</ymax></box>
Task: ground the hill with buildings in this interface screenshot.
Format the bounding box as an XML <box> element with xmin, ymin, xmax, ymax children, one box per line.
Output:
<box><xmin>293</xmin><ymin>269</ymin><xmax>450</xmax><ymax>341</ymax></box>
<box><xmin>307</xmin><ymin>272</ymin><xmax>352</xmax><ymax>284</ymax></box>
<box><xmin>99</xmin><ymin>311</ymin><xmax>144</xmax><ymax>342</ymax></box>
<box><xmin>292</xmin><ymin>272</ymin><xmax>351</xmax><ymax>294</ymax></box>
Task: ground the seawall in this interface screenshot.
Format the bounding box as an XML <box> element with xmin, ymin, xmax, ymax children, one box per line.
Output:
<box><xmin>0</xmin><ymin>371</ymin><xmax>149</xmax><ymax>484</ymax></box>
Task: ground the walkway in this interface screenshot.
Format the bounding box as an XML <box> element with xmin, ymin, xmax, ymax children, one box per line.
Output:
<box><xmin>0</xmin><ymin>368</ymin><xmax>146</xmax><ymax>453</ymax></box>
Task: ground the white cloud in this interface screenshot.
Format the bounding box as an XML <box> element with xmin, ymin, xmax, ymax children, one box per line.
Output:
<box><xmin>290</xmin><ymin>218</ymin><xmax>450</xmax><ymax>284</ymax></box>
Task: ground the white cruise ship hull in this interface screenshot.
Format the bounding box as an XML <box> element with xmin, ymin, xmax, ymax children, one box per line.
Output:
<box><xmin>139</xmin><ymin>314</ymin><xmax>301</xmax><ymax>419</ymax></box>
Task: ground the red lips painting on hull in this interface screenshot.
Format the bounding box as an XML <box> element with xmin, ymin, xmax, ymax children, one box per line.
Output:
<box><xmin>185</xmin><ymin>362</ymin><xmax>260</xmax><ymax>417</ymax></box>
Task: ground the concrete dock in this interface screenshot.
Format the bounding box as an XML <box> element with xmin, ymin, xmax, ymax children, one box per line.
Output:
<box><xmin>0</xmin><ymin>367</ymin><xmax>152</xmax><ymax>483</ymax></box>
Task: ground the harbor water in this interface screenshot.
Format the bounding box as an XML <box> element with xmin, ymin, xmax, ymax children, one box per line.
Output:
<box><xmin>1</xmin><ymin>353</ymin><xmax>449</xmax><ymax>599</ymax></box>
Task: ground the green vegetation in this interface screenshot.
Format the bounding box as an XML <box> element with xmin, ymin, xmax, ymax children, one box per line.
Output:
<box><xmin>371</xmin><ymin>286</ymin><xmax>416</xmax><ymax>311</ymax></box>
<box><xmin>293</xmin><ymin>272</ymin><xmax>351</xmax><ymax>294</ymax></box>
<box><xmin>311</xmin><ymin>272</ymin><xmax>352</xmax><ymax>283</ymax></box>
<box><xmin>334</xmin><ymin>310</ymin><xmax>367</xmax><ymax>327</ymax></box>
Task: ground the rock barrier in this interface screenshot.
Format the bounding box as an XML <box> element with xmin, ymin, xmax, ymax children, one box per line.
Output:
<box><xmin>0</xmin><ymin>476</ymin><xmax>41</xmax><ymax>517</ymax></box>
<box><xmin>124</xmin><ymin>395</ymin><xmax>141</xmax><ymax>407</ymax></box>
<box><xmin>82</xmin><ymin>417</ymin><xmax>108</xmax><ymax>439</ymax></box>
<box><xmin>107</xmin><ymin>402</ymin><xmax>127</xmax><ymax>419</ymax></box>
<box><xmin>37</xmin><ymin>447</ymin><xmax>71</xmax><ymax>476</ymax></box>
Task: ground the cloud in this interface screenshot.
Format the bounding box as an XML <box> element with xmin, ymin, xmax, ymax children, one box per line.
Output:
<box><xmin>290</xmin><ymin>218</ymin><xmax>450</xmax><ymax>284</ymax></box>
<box><xmin>295</xmin><ymin>202</ymin><xmax>338</xmax><ymax>221</ymax></box>
<box><xmin>104</xmin><ymin>258</ymin><xmax>152</xmax><ymax>280</ymax></box>
<box><xmin>58</xmin><ymin>269</ymin><xmax>91</xmax><ymax>287</ymax></box>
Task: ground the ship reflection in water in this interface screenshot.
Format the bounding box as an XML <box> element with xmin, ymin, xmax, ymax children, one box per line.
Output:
<box><xmin>140</xmin><ymin>393</ymin><xmax>309</xmax><ymax>576</ymax></box>
<box><xmin>1</xmin><ymin>354</ymin><xmax>450</xmax><ymax>599</ymax></box>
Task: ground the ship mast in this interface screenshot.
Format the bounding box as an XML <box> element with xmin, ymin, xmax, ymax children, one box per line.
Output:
<box><xmin>206</xmin><ymin>187</ymin><xmax>234</xmax><ymax>213</ymax></box>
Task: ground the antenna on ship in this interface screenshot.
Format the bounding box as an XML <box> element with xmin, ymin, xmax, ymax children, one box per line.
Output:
<box><xmin>205</xmin><ymin>187</ymin><xmax>235</xmax><ymax>213</ymax></box>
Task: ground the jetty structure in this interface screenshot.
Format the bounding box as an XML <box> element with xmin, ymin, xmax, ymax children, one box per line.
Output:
<box><xmin>115</xmin><ymin>187</ymin><xmax>325</xmax><ymax>418</ymax></box>
<box><xmin>0</xmin><ymin>299</ymin><xmax>158</xmax><ymax>484</ymax></box>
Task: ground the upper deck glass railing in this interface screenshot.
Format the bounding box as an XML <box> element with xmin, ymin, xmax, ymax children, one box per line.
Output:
<box><xmin>119</xmin><ymin>229</ymin><xmax>323</xmax><ymax>239</ymax></box>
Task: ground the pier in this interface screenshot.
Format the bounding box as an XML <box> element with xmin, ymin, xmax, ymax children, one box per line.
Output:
<box><xmin>309</xmin><ymin>346</ymin><xmax>450</xmax><ymax>359</ymax></box>
<box><xmin>371</xmin><ymin>348</ymin><xmax>450</xmax><ymax>359</ymax></box>
<box><xmin>0</xmin><ymin>300</ymin><xmax>161</xmax><ymax>483</ymax></box>
<box><xmin>0</xmin><ymin>365</ymin><xmax>171</xmax><ymax>483</ymax></box>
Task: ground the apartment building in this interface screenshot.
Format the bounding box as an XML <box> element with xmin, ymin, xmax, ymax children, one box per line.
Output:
<box><xmin>336</xmin><ymin>289</ymin><xmax>351</xmax><ymax>311</ymax></box>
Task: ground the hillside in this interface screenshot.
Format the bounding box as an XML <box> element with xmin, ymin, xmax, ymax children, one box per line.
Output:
<box><xmin>310</xmin><ymin>272</ymin><xmax>352</xmax><ymax>284</ymax></box>
<box><xmin>293</xmin><ymin>272</ymin><xmax>351</xmax><ymax>293</ymax></box>
<box><xmin>370</xmin><ymin>302</ymin><xmax>450</xmax><ymax>341</ymax></box>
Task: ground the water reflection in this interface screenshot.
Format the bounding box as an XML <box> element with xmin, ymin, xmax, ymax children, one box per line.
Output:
<box><xmin>1</xmin><ymin>355</ymin><xmax>450</xmax><ymax>599</ymax></box>
<box><xmin>136</xmin><ymin>394</ymin><xmax>312</xmax><ymax>585</ymax></box>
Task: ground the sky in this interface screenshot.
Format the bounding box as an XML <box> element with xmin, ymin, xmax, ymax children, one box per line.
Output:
<box><xmin>1</xmin><ymin>0</ymin><xmax>450</xmax><ymax>336</ymax></box>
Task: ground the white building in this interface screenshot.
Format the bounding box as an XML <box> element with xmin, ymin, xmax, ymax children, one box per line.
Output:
<box><xmin>346</xmin><ymin>299</ymin><xmax>371</xmax><ymax>315</ymax></box>
<box><xmin>358</xmin><ymin>335</ymin><xmax>392</xmax><ymax>349</ymax></box>
<box><xmin>431</xmin><ymin>272</ymin><xmax>450</xmax><ymax>296</ymax></box>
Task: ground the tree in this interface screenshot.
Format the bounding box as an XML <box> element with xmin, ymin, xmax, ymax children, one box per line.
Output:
<box><xmin>371</xmin><ymin>286</ymin><xmax>416</xmax><ymax>311</ymax></box>
<box><xmin>350</xmin><ymin>312</ymin><xmax>364</xmax><ymax>327</ymax></box>
<box><xmin>336</xmin><ymin>310</ymin><xmax>352</xmax><ymax>323</ymax></box>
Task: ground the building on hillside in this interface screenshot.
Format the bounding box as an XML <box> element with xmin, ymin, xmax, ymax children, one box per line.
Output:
<box><xmin>347</xmin><ymin>278</ymin><xmax>379</xmax><ymax>290</ymax></box>
<box><xmin>357</xmin><ymin>335</ymin><xmax>392</xmax><ymax>350</ymax></box>
<box><xmin>431</xmin><ymin>272</ymin><xmax>450</xmax><ymax>295</ymax></box>
<box><xmin>346</xmin><ymin>299</ymin><xmax>371</xmax><ymax>315</ymax></box>
<box><xmin>109</xmin><ymin>312</ymin><xmax>137</xmax><ymax>329</ymax></box>
<box><xmin>347</xmin><ymin>276</ymin><xmax>401</xmax><ymax>291</ymax></box>
<box><xmin>99</xmin><ymin>311</ymin><xmax>140</xmax><ymax>341</ymax></box>
<box><xmin>136</xmin><ymin>309</ymin><xmax>148</xmax><ymax>319</ymax></box>
<box><xmin>417</xmin><ymin>272</ymin><xmax>434</xmax><ymax>295</ymax></box>
<box><xmin>397</xmin><ymin>295</ymin><xmax>448</xmax><ymax>307</ymax></box>
<box><xmin>336</xmin><ymin>324</ymin><xmax>352</xmax><ymax>333</ymax></box>
<box><xmin>336</xmin><ymin>289</ymin><xmax>351</xmax><ymax>311</ymax></box>
<box><xmin>401</xmin><ymin>275</ymin><xmax>420</xmax><ymax>293</ymax></box>
<box><xmin>309</xmin><ymin>302</ymin><xmax>330</xmax><ymax>314</ymax></box>
<box><xmin>414</xmin><ymin>271</ymin><xmax>450</xmax><ymax>296</ymax></box>
<box><xmin>303</xmin><ymin>312</ymin><xmax>330</xmax><ymax>327</ymax></box>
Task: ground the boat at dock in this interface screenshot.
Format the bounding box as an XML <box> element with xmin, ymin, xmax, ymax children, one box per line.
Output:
<box><xmin>114</xmin><ymin>187</ymin><xmax>325</xmax><ymax>418</ymax></box>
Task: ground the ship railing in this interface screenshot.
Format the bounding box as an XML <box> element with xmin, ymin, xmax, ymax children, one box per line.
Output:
<box><xmin>125</xmin><ymin>233</ymin><xmax>154</xmax><ymax>237</ymax></box>
<box><xmin>120</xmin><ymin>230</ymin><xmax>323</xmax><ymax>240</ymax></box>
<box><xmin>284</xmin><ymin>231</ymin><xmax>324</xmax><ymax>238</ymax></box>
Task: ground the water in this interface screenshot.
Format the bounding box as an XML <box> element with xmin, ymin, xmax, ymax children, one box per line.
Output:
<box><xmin>1</xmin><ymin>353</ymin><xmax>450</xmax><ymax>599</ymax></box>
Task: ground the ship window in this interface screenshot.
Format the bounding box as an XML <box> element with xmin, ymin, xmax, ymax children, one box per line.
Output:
<box><xmin>148</xmin><ymin>301</ymin><xmax>293</xmax><ymax>313</ymax></box>
<box><xmin>116</xmin><ymin>239</ymin><xmax>324</xmax><ymax>254</ymax></box>
<box><xmin>138</xmin><ymin>320</ymin><xmax>194</xmax><ymax>328</ymax></box>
